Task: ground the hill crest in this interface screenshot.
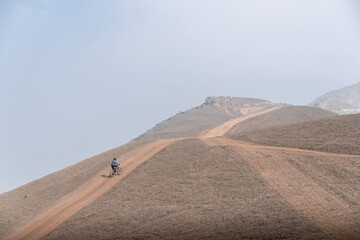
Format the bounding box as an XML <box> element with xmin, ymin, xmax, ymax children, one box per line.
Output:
<box><xmin>133</xmin><ymin>96</ymin><xmax>282</xmax><ymax>141</ymax></box>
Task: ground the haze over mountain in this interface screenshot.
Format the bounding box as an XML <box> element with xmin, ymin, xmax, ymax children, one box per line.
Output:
<box><xmin>2</xmin><ymin>0</ymin><xmax>360</xmax><ymax>195</ymax></box>
<box><xmin>2</xmin><ymin>0</ymin><xmax>360</xmax><ymax>238</ymax></box>
<box><xmin>309</xmin><ymin>82</ymin><xmax>360</xmax><ymax>114</ymax></box>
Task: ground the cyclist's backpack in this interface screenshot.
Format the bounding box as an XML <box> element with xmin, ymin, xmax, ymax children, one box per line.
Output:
<box><xmin>111</xmin><ymin>160</ymin><xmax>117</xmax><ymax>167</ymax></box>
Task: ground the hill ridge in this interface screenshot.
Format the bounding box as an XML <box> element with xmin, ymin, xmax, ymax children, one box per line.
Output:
<box><xmin>133</xmin><ymin>96</ymin><xmax>282</xmax><ymax>141</ymax></box>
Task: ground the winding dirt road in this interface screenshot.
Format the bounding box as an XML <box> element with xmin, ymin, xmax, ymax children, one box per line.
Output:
<box><xmin>8</xmin><ymin>108</ymin><xmax>281</xmax><ymax>240</ymax></box>
<box><xmin>7</xmin><ymin>106</ymin><xmax>360</xmax><ymax>240</ymax></box>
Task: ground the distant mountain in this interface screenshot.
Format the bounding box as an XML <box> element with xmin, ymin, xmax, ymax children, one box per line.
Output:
<box><xmin>309</xmin><ymin>82</ymin><xmax>360</xmax><ymax>114</ymax></box>
<box><xmin>133</xmin><ymin>96</ymin><xmax>283</xmax><ymax>141</ymax></box>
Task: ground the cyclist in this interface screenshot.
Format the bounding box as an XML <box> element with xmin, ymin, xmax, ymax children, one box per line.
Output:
<box><xmin>111</xmin><ymin>157</ymin><xmax>120</xmax><ymax>173</ymax></box>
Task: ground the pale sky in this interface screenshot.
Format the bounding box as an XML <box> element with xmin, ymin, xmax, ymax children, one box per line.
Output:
<box><xmin>1</xmin><ymin>0</ymin><xmax>360</xmax><ymax>193</ymax></box>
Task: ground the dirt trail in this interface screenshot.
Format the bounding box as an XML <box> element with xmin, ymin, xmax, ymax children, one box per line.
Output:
<box><xmin>7</xmin><ymin>106</ymin><xmax>359</xmax><ymax>239</ymax></box>
<box><xmin>203</xmin><ymin>137</ymin><xmax>360</xmax><ymax>240</ymax></box>
<box><xmin>6</xmin><ymin>139</ymin><xmax>177</xmax><ymax>240</ymax></box>
<box><xmin>6</xmin><ymin>108</ymin><xmax>280</xmax><ymax>240</ymax></box>
<box><xmin>200</xmin><ymin>107</ymin><xmax>281</xmax><ymax>138</ymax></box>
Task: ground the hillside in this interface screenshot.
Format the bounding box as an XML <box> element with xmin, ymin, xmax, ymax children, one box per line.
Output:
<box><xmin>0</xmin><ymin>140</ymin><xmax>152</xmax><ymax>239</ymax></box>
<box><xmin>2</xmin><ymin>103</ymin><xmax>360</xmax><ymax>240</ymax></box>
<box><xmin>225</xmin><ymin>106</ymin><xmax>336</xmax><ymax>136</ymax></box>
<box><xmin>42</xmin><ymin>139</ymin><xmax>335</xmax><ymax>240</ymax></box>
<box><xmin>309</xmin><ymin>82</ymin><xmax>360</xmax><ymax>114</ymax></box>
<box><xmin>133</xmin><ymin>96</ymin><xmax>281</xmax><ymax>141</ymax></box>
<box><xmin>231</xmin><ymin>113</ymin><xmax>360</xmax><ymax>155</ymax></box>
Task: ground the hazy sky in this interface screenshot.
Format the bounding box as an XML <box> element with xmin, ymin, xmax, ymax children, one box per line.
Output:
<box><xmin>1</xmin><ymin>0</ymin><xmax>360</xmax><ymax>193</ymax></box>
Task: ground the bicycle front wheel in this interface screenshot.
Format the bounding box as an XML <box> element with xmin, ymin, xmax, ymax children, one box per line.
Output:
<box><xmin>116</xmin><ymin>167</ymin><xmax>122</xmax><ymax>175</ymax></box>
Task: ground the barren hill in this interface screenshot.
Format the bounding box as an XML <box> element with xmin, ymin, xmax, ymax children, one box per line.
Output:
<box><xmin>42</xmin><ymin>139</ymin><xmax>336</xmax><ymax>240</ymax></box>
<box><xmin>133</xmin><ymin>96</ymin><xmax>281</xmax><ymax>141</ymax></box>
<box><xmin>225</xmin><ymin>106</ymin><xmax>336</xmax><ymax>136</ymax></box>
<box><xmin>231</xmin><ymin>113</ymin><xmax>360</xmax><ymax>155</ymax></box>
<box><xmin>1</xmin><ymin>103</ymin><xmax>360</xmax><ymax>240</ymax></box>
<box><xmin>309</xmin><ymin>82</ymin><xmax>360</xmax><ymax>114</ymax></box>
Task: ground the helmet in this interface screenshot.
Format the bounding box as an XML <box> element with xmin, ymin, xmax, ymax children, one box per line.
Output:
<box><xmin>113</xmin><ymin>157</ymin><xmax>117</xmax><ymax>160</ymax></box>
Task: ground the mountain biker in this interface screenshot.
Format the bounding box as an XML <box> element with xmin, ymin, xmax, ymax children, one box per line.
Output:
<box><xmin>111</xmin><ymin>157</ymin><xmax>120</xmax><ymax>173</ymax></box>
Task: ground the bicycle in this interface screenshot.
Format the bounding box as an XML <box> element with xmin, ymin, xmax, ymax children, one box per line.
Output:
<box><xmin>109</xmin><ymin>165</ymin><xmax>122</xmax><ymax>177</ymax></box>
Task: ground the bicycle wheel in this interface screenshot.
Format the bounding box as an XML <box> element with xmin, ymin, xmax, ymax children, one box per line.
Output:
<box><xmin>109</xmin><ymin>170</ymin><xmax>114</xmax><ymax>178</ymax></box>
<box><xmin>116</xmin><ymin>167</ymin><xmax>122</xmax><ymax>175</ymax></box>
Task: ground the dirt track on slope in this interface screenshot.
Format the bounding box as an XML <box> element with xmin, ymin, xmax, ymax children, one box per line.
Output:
<box><xmin>201</xmin><ymin>107</ymin><xmax>359</xmax><ymax>239</ymax></box>
<box><xmin>5</xmin><ymin>107</ymin><xmax>281</xmax><ymax>240</ymax></box>
<box><xmin>6</xmin><ymin>106</ymin><xmax>360</xmax><ymax>239</ymax></box>
<box><xmin>203</xmin><ymin>138</ymin><xmax>360</xmax><ymax>239</ymax></box>
<box><xmin>44</xmin><ymin>138</ymin><xmax>331</xmax><ymax>240</ymax></box>
<box><xmin>6</xmin><ymin>139</ymin><xmax>177</xmax><ymax>240</ymax></box>
<box><xmin>201</xmin><ymin>107</ymin><xmax>282</xmax><ymax>138</ymax></box>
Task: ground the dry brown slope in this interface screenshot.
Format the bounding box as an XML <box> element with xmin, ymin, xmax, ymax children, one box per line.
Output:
<box><xmin>204</xmin><ymin>138</ymin><xmax>360</xmax><ymax>240</ymax></box>
<box><xmin>226</xmin><ymin>105</ymin><xmax>336</xmax><ymax>136</ymax></box>
<box><xmin>0</xmin><ymin>140</ymin><xmax>152</xmax><ymax>239</ymax></box>
<box><xmin>2</xmin><ymin>103</ymin><xmax>279</xmax><ymax>239</ymax></box>
<box><xmin>43</xmin><ymin>139</ymin><xmax>332</xmax><ymax>240</ymax></box>
<box><xmin>231</xmin><ymin>113</ymin><xmax>360</xmax><ymax>155</ymax></box>
<box><xmin>3</xmin><ymin>107</ymin><xmax>358</xmax><ymax>238</ymax></box>
<box><xmin>5</xmin><ymin>139</ymin><xmax>176</xmax><ymax>240</ymax></box>
<box><xmin>39</xmin><ymin>107</ymin><xmax>360</xmax><ymax>239</ymax></box>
